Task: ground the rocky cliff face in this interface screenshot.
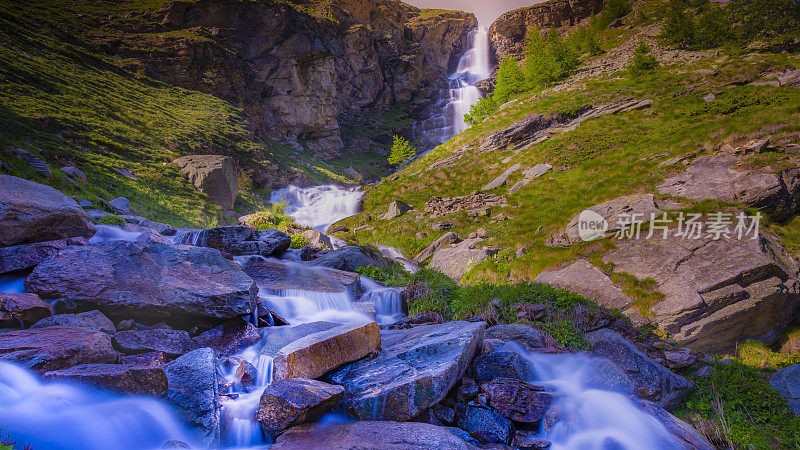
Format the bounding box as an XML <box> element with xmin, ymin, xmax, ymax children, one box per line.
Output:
<box><xmin>104</xmin><ymin>0</ymin><xmax>476</xmax><ymax>160</ymax></box>
<box><xmin>488</xmin><ymin>0</ymin><xmax>604</xmax><ymax>60</ymax></box>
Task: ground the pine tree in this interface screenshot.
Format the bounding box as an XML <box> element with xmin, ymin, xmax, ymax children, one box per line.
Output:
<box><xmin>493</xmin><ymin>57</ymin><xmax>526</xmax><ymax>103</ymax></box>
<box><xmin>387</xmin><ymin>135</ymin><xmax>416</xmax><ymax>166</ymax></box>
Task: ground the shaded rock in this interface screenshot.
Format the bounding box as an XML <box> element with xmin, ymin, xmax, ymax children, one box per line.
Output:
<box><xmin>513</xmin><ymin>431</ymin><xmax>551</xmax><ymax>449</ymax></box>
<box><xmin>0</xmin><ymin>175</ymin><xmax>95</xmax><ymax>246</ymax></box>
<box><xmin>193</xmin><ymin>319</ymin><xmax>260</xmax><ymax>357</ymax></box>
<box><xmin>173</xmin><ymin>155</ymin><xmax>238</xmax><ymax>209</ymax></box>
<box><xmin>240</xmin><ymin>257</ymin><xmax>362</xmax><ymax>299</ymax></box>
<box><xmin>0</xmin><ymin>238</ymin><xmax>87</xmax><ymax>274</ymax></box>
<box><xmin>429</xmin><ymin>239</ymin><xmax>499</xmax><ymax>281</ymax></box>
<box><xmin>183</xmin><ymin>226</ymin><xmax>290</xmax><ymax>257</ymax></box>
<box><xmin>108</xmin><ymin>197</ymin><xmax>131</xmax><ymax>213</ymax></box>
<box><xmin>0</xmin><ymin>326</ymin><xmax>116</xmax><ymax>372</ymax></box>
<box><xmin>482</xmin><ymin>164</ymin><xmax>520</xmax><ymax>191</ymax></box>
<box><xmin>770</xmin><ymin>364</ymin><xmax>800</xmax><ymax>416</ymax></box>
<box><xmin>457</xmin><ymin>377</ymin><xmax>480</xmax><ymax>403</ymax></box>
<box><xmin>31</xmin><ymin>310</ymin><xmax>115</xmax><ymax>333</ymax></box>
<box><xmin>0</xmin><ymin>293</ymin><xmax>52</xmax><ymax>327</ymax></box>
<box><xmin>480</xmin><ymin>378</ymin><xmax>553</xmax><ymax>423</ymax></box>
<box><xmin>433</xmin><ymin>404</ymin><xmax>456</xmax><ymax>424</ymax></box>
<box><xmin>236</xmin><ymin>360</ymin><xmax>258</xmax><ymax>387</ymax></box>
<box><xmin>256</xmin><ymin>378</ymin><xmax>344</xmax><ymax>439</ymax></box>
<box><xmin>414</xmin><ymin>232</ymin><xmax>460</xmax><ymax>263</ymax></box>
<box><xmin>310</xmin><ymin>246</ymin><xmax>393</xmax><ymax>272</ymax></box>
<box><xmin>61</xmin><ymin>166</ymin><xmax>87</xmax><ymax>185</ymax></box>
<box><xmin>271</xmin><ymin>421</ymin><xmax>477</xmax><ymax>449</ymax></box>
<box><xmin>484</xmin><ymin>325</ymin><xmax>546</xmax><ymax>353</ymax></box>
<box><xmin>120</xmin><ymin>351</ymin><xmax>168</xmax><ymax>367</ymax></box>
<box><xmin>114</xmin><ymin>329</ymin><xmax>196</xmax><ymax>357</ymax></box>
<box><xmin>636</xmin><ymin>399</ymin><xmax>715</xmax><ymax>449</ymax></box>
<box><xmin>273</xmin><ymin>321</ymin><xmax>380</xmax><ymax>381</ymax></box>
<box><xmin>43</xmin><ymin>363</ymin><xmax>167</xmax><ymax>396</ymax></box>
<box><xmin>471</xmin><ymin>351</ymin><xmax>535</xmax><ymax>383</ymax></box>
<box><xmin>586</xmin><ymin>328</ymin><xmax>692</xmax><ymax>409</ymax></box>
<box><xmin>329</xmin><ymin>321</ymin><xmax>485</xmax><ymax>421</ymax></box>
<box><xmin>7</xmin><ymin>148</ymin><xmax>51</xmax><ymax>178</ymax></box>
<box><xmin>382</xmin><ymin>200</ymin><xmax>412</xmax><ymax>220</ymax></box>
<box><xmin>163</xmin><ymin>348</ymin><xmax>221</xmax><ymax>447</ymax></box>
<box><xmin>26</xmin><ymin>240</ymin><xmax>257</xmax><ymax>327</ymax></box>
<box><xmin>456</xmin><ymin>403</ymin><xmax>514</xmax><ymax>444</ymax></box>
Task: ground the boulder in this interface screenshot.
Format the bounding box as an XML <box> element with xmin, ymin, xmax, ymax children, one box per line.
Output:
<box><xmin>119</xmin><ymin>215</ymin><xmax>177</xmax><ymax>236</ymax></box>
<box><xmin>0</xmin><ymin>237</ymin><xmax>87</xmax><ymax>274</ymax></box>
<box><xmin>484</xmin><ymin>325</ymin><xmax>546</xmax><ymax>353</ymax></box>
<box><xmin>240</xmin><ymin>257</ymin><xmax>362</xmax><ymax>299</ymax></box>
<box><xmin>185</xmin><ymin>226</ymin><xmax>291</xmax><ymax>257</ymax></box>
<box><xmin>0</xmin><ymin>293</ymin><xmax>52</xmax><ymax>327</ymax></box>
<box><xmin>0</xmin><ymin>326</ymin><xmax>117</xmax><ymax>372</ymax></box>
<box><xmin>471</xmin><ymin>351</ymin><xmax>536</xmax><ymax>383</ymax></box>
<box><xmin>657</xmin><ymin>151</ymin><xmax>800</xmax><ymax>221</ymax></box>
<box><xmin>328</xmin><ymin>321</ymin><xmax>485</xmax><ymax>421</ymax></box>
<box><xmin>108</xmin><ymin>197</ymin><xmax>131</xmax><ymax>213</ymax></box>
<box><xmin>121</xmin><ymin>351</ymin><xmax>168</xmax><ymax>367</ymax></box>
<box><xmin>163</xmin><ymin>348</ymin><xmax>221</xmax><ymax>447</ymax></box>
<box><xmin>310</xmin><ymin>246</ymin><xmax>393</xmax><ymax>272</ymax></box>
<box><xmin>114</xmin><ymin>329</ymin><xmax>196</xmax><ymax>357</ymax></box>
<box><xmin>26</xmin><ymin>240</ymin><xmax>257</xmax><ymax>327</ymax></box>
<box><xmin>31</xmin><ymin>310</ymin><xmax>115</xmax><ymax>333</ymax></box>
<box><xmin>602</xmin><ymin>230</ymin><xmax>800</xmax><ymax>353</ymax></box>
<box><xmin>173</xmin><ymin>155</ymin><xmax>238</xmax><ymax>209</ymax></box>
<box><xmin>512</xmin><ymin>432</ymin><xmax>551</xmax><ymax>449</ymax></box>
<box><xmin>0</xmin><ymin>175</ymin><xmax>96</xmax><ymax>246</ymax></box>
<box><xmin>770</xmin><ymin>364</ymin><xmax>800</xmax><ymax>416</ymax></box>
<box><xmin>586</xmin><ymin>329</ymin><xmax>692</xmax><ymax>410</ymax></box>
<box><xmin>382</xmin><ymin>200</ymin><xmax>413</xmax><ymax>220</ymax></box>
<box><xmin>256</xmin><ymin>378</ymin><xmax>344</xmax><ymax>439</ymax></box>
<box><xmin>193</xmin><ymin>319</ymin><xmax>260</xmax><ymax>357</ymax></box>
<box><xmin>429</xmin><ymin>239</ymin><xmax>499</xmax><ymax>281</ymax></box>
<box><xmin>479</xmin><ymin>378</ymin><xmax>554</xmax><ymax>423</ymax></box>
<box><xmin>482</xmin><ymin>164</ymin><xmax>520</xmax><ymax>191</ymax></box>
<box><xmin>43</xmin><ymin>363</ymin><xmax>167</xmax><ymax>396</ymax></box>
<box><xmin>414</xmin><ymin>232</ymin><xmax>460</xmax><ymax>263</ymax></box>
<box><xmin>273</xmin><ymin>321</ymin><xmax>381</xmax><ymax>381</ymax></box>
<box><xmin>258</xmin><ymin>322</ymin><xmax>340</xmax><ymax>358</ymax></box>
<box><xmin>271</xmin><ymin>421</ymin><xmax>477</xmax><ymax>449</ymax></box>
<box><xmin>636</xmin><ymin>400</ymin><xmax>716</xmax><ymax>449</ymax></box>
<box><xmin>301</xmin><ymin>229</ymin><xmax>333</xmax><ymax>250</ymax></box>
<box><xmin>455</xmin><ymin>403</ymin><xmax>514</xmax><ymax>444</ymax></box>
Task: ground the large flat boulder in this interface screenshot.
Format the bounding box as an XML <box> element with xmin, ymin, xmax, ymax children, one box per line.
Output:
<box><xmin>429</xmin><ymin>239</ymin><xmax>499</xmax><ymax>281</ymax></box>
<box><xmin>770</xmin><ymin>364</ymin><xmax>800</xmax><ymax>416</ymax></box>
<box><xmin>113</xmin><ymin>329</ymin><xmax>196</xmax><ymax>357</ymax></box>
<box><xmin>173</xmin><ymin>155</ymin><xmax>238</xmax><ymax>209</ymax></box>
<box><xmin>273</xmin><ymin>321</ymin><xmax>380</xmax><ymax>381</ymax></box>
<box><xmin>0</xmin><ymin>326</ymin><xmax>117</xmax><ymax>372</ymax></box>
<box><xmin>0</xmin><ymin>293</ymin><xmax>52</xmax><ymax>327</ymax></box>
<box><xmin>0</xmin><ymin>237</ymin><xmax>87</xmax><ymax>274</ymax></box>
<box><xmin>328</xmin><ymin>321</ymin><xmax>485</xmax><ymax>421</ymax></box>
<box><xmin>586</xmin><ymin>328</ymin><xmax>692</xmax><ymax>410</ymax></box>
<box><xmin>163</xmin><ymin>348</ymin><xmax>221</xmax><ymax>447</ymax></box>
<box><xmin>603</xmin><ymin>230</ymin><xmax>800</xmax><ymax>352</ymax></box>
<box><xmin>271</xmin><ymin>421</ymin><xmax>477</xmax><ymax>449</ymax></box>
<box><xmin>31</xmin><ymin>310</ymin><xmax>116</xmax><ymax>334</ymax></box>
<box><xmin>256</xmin><ymin>378</ymin><xmax>344</xmax><ymax>439</ymax></box>
<box><xmin>240</xmin><ymin>257</ymin><xmax>362</xmax><ymax>299</ymax></box>
<box><xmin>0</xmin><ymin>175</ymin><xmax>96</xmax><ymax>246</ymax></box>
<box><xmin>258</xmin><ymin>322</ymin><xmax>340</xmax><ymax>358</ymax></box>
<box><xmin>25</xmin><ymin>240</ymin><xmax>258</xmax><ymax>327</ymax></box>
<box><xmin>43</xmin><ymin>363</ymin><xmax>167</xmax><ymax>396</ymax></box>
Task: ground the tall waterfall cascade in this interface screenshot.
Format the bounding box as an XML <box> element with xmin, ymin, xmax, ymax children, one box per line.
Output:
<box><xmin>413</xmin><ymin>26</ymin><xmax>491</xmax><ymax>148</ymax></box>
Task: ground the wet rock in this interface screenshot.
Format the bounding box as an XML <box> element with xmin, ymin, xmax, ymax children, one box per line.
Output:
<box><xmin>329</xmin><ymin>321</ymin><xmax>485</xmax><ymax>421</ymax></box>
<box><xmin>173</xmin><ymin>155</ymin><xmax>238</xmax><ymax>209</ymax></box>
<box><xmin>455</xmin><ymin>403</ymin><xmax>514</xmax><ymax>444</ymax></box>
<box><xmin>429</xmin><ymin>239</ymin><xmax>499</xmax><ymax>281</ymax></box>
<box><xmin>163</xmin><ymin>348</ymin><xmax>221</xmax><ymax>447</ymax></box>
<box><xmin>636</xmin><ymin>399</ymin><xmax>715</xmax><ymax>449</ymax></box>
<box><xmin>43</xmin><ymin>363</ymin><xmax>167</xmax><ymax>396</ymax></box>
<box><xmin>273</xmin><ymin>321</ymin><xmax>381</xmax><ymax>381</ymax></box>
<box><xmin>310</xmin><ymin>246</ymin><xmax>393</xmax><ymax>272</ymax></box>
<box><xmin>382</xmin><ymin>200</ymin><xmax>413</xmax><ymax>220</ymax></box>
<box><xmin>0</xmin><ymin>175</ymin><xmax>96</xmax><ymax>246</ymax></box>
<box><xmin>484</xmin><ymin>325</ymin><xmax>546</xmax><ymax>353</ymax></box>
<box><xmin>256</xmin><ymin>378</ymin><xmax>344</xmax><ymax>439</ymax></box>
<box><xmin>26</xmin><ymin>240</ymin><xmax>257</xmax><ymax>327</ymax></box>
<box><xmin>193</xmin><ymin>319</ymin><xmax>260</xmax><ymax>358</ymax></box>
<box><xmin>31</xmin><ymin>310</ymin><xmax>115</xmax><ymax>333</ymax></box>
<box><xmin>770</xmin><ymin>364</ymin><xmax>800</xmax><ymax>416</ymax></box>
<box><xmin>114</xmin><ymin>329</ymin><xmax>196</xmax><ymax>357</ymax></box>
<box><xmin>471</xmin><ymin>351</ymin><xmax>535</xmax><ymax>383</ymax></box>
<box><xmin>513</xmin><ymin>431</ymin><xmax>551</xmax><ymax>449</ymax></box>
<box><xmin>586</xmin><ymin>329</ymin><xmax>692</xmax><ymax>410</ymax></box>
<box><xmin>414</xmin><ymin>232</ymin><xmax>460</xmax><ymax>263</ymax></box>
<box><xmin>236</xmin><ymin>360</ymin><xmax>258</xmax><ymax>387</ymax></box>
<box><xmin>258</xmin><ymin>322</ymin><xmax>339</xmax><ymax>357</ymax></box>
<box><xmin>240</xmin><ymin>257</ymin><xmax>362</xmax><ymax>299</ymax></box>
<box><xmin>0</xmin><ymin>293</ymin><xmax>52</xmax><ymax>327</ymax></box>
<box><xmin>480</xmin><ymin>378</ymin><xmax>554</xmax><ymax>423</ymax></box>
<box><xmin>0</xmin><ymin>238</ymin><xmax>87</xmax><ymax>274</ymax></box>
<box><xmin>188</xmin><ymin>226</ymin><xmax>291</xmax><ymax>257</ymax></box>
<box><xmin>0</xmin><ymin>326</ymin><xmax>117</xmax><ymax>372</ymax></box>
<box><xmin>271</xmin><ymin>421</ymin><xmax>478</xmax><ymax>449</ymax></box>
<box><xmin>119</xmin><ymin>215</ymin><xmax>176</xmax><ymax>236</ymax></box>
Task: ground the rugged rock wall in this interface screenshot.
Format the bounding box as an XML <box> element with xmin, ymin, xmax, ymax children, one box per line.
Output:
<box><xmin>106</xmin><ymin>0</ymin><xmax>476</xmax><ymax>159</ymax></box>
<box><xmin>488</xmin><ymin>0</ymin><xmax>604</xmax><ymax>60</ymax></box>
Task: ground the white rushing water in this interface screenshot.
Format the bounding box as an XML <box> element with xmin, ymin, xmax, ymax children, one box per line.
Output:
<box><xmin>413</xmin><ymin>26</ymin><xmax>491</xmax><ymax>148</ymax></box>
<box><xmin>0</xmin><ymin>361</ymin><xmax>195</xmax><ymax>450</ymax></box>
<box><xmin>88</xmin><ymin>224</ymin><xmax>144</xmax><ymax>243</ymax></box>
<box><xmin>507</xmin><ymin>343</ymin><xmax>680</xmax><ymax>450</ymax></box>
<box><xmin>270</xmin><ymin>185</ymin><xmax>363</xmax><ymax>233</ymax></box>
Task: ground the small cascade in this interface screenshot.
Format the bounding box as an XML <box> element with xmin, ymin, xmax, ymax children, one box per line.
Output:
<box><xmin>171</xmin><ymin>228</ymin><xmax>205</xmax><ymax>246</ymax></box>
<box><xmin>0</xmin><ymin>361</ymin><xmax>195</xmax><ymax>450</ymax></box>
<box><xmin>414</xmin><ymin>26</ymin><xmax>491</xmax><ymax>148</ymax></box>
<box><xmin>378</xmin><ymin>246</ymin><xmax>419</xmax><ymax>273</ymax></box>
<box><xmin>360</xmin><ymin>277</ymin><xmax>405</xmax><ymax>325</ymax></box>
<box><xmin>270</xmin><ymin>185</ymin><xmax>363</xmax><ymax>233</ymax></box>
<box><xmin>88</xmin><ymin>225</ymin><xmax>143</xmax><ymax>244</ymax></box>
<box><xmin>507</xmin><ymin>343</ymin><xmax>680</xmax><ymax>450</ymax></box>
<box><xmin>260</xmin><ymin>289</ymin><xmax>369</xmax><ymax>325</ymax></box>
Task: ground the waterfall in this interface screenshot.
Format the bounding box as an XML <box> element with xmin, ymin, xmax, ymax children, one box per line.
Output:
<box><xmin>414</xmin><ymin>26</ymin><xmax>491</xmax><ymax>148</ymax></box>
<box><xmin>270</xmin><ymin>185</ymin><xmax>363</xmax><ymax>233</ymax></box>
<box><xmin>360</xmin><ymin>276</ymin><xmax>405</xmax><ymax>325</ymax></box>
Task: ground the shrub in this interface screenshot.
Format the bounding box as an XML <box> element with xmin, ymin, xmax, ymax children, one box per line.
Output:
<box><xmin>627</xmin><ymin>42</ymin><xmax>659</xmax><ymax>77</ymax></box>
<box><xmin>387</xmin><ymin>135</ymin><xmax>417</xmax><ymax>166</ymax></box>
<box><xmin>247</xmin><ymin>199</ymin><xmax>297</xmax><ymax>233</ymax></box>
<box><xmin>96</xmin><ymin>214</ymin><xmax>125</xmax><ymax>226</ymax></box>
<box><xmin>493</xmin><ymin>56</ymin><xmax>526</xmax><ymax>104</ymax></box>
<box><xmin>290</xmin><ymin>233</ymin><xmax>308</xmax><ymax>249</ymax></box>
<box><xmin>569</xmin><ymin>27</ymin><xmax>603</xmax><ymax>56</ymax></box>
<box><xmin>464</xmin><ymin>96</ymin><xmax>497</xmax><ymax>126</ymax></box>
<box><xmin>355</xmin><ymin>265</ymin><xmax>412</xmax><ymax>287</ymax></box>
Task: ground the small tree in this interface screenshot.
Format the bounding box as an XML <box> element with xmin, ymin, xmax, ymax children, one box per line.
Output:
<box><xmin>493</xmin><ymin>57</ymin><xmax>526</xmax><ymax>103</ymax></box>
<box><xmin>387</xmin><ymin>135</ymin><xmax>416</xmax><ymax>166</ymax></box>
<box><xmin>627</xmin><ymin>42</ymin><xmax>659</xmax><ymax>77</ymax></box>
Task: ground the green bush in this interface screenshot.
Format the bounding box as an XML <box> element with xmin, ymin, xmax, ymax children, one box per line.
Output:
<box><xmin>290</xmin><ymin>233</ymin><xmax>308</xmax><ymax>249</ymax></box>
<box><xmin>569</xmin><ymin>27</ymin><xmax>603</xmax><ymax>56</ymax></box>
<box><xmin>627</xmin><ymin>42</ymin><xmax>659</xmax><ymax>77</ymax></box>
<box><xmin>525</xmin><ymin>27</ymin><xmax>580</xmax><ymax>89</ymax></box>
<box><xmin>494</xmin><ymin>56</ymin><xmax>526</xmax><ymax>104</ymax></box>
<box><xmin>356</xmin><ymin>264</ymin><xmax>412</xmax><ymax>287</ymax></box>
<box><xmin>96</xmin><ymin>214</ymin><xmax>125</xmax><ymax>226</ymax></box>
<box><xmin>464</xmin><ymin>96</ymin><xmax>498</xmax><ymax>126</ymax></box>
<box><xmin>246</xmin><ymin>200</ymin><xmax>297</xmax><ymax>233</ymax></box>
<box><xmin>387</xmin><ymin>135</ymin><xmax>417</xmax><ymax>166</ymax></box>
